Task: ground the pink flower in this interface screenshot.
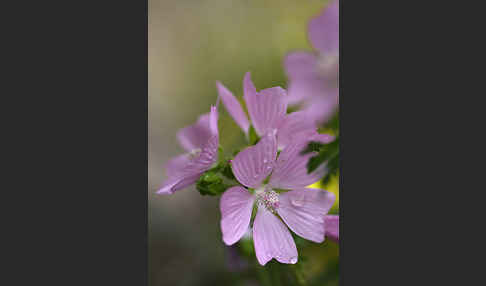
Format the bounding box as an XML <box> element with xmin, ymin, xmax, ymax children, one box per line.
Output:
<box><xmin>220</xmin><ymin>131</ymin><xmax>335</xmax><ymax>265</ymax></box>
<box><xmin>217</xmin><ymin>72</ymin><xmax>320</xmax><ymax>149</ymax></box>
<box><xmin>284</xmin><ymin>0</ymin><xmax>339</xmax><ymax>124</ymax></box>
<box><xmin>325</xmin><ymin>215</ymin><xmax>339</xmax><ymax>242</ymax></box>
<box><xmin>157</xmin><ymin>106</ymin><xmax>219</xmax><ymax>195</ymax></box>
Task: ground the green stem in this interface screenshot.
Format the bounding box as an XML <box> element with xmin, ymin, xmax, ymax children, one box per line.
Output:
<box><xmin>292</xmin><ymin>264</ymin><xmax>308</xmax><ymax>286</ymax></box>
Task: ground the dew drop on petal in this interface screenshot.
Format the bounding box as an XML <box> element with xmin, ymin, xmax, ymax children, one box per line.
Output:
<box><xmin>290</xmin><ymin>257</ymin><xmax>298</xmax><ymax>264</ymax></box>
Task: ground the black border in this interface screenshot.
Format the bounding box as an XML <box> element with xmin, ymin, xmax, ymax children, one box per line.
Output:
<box><xmin>3</xmin><ymin>0</ymin><xmax>148</xmax><ymax>285</ymax></box>
<box><xmin>340</xmin><ymin>0</ymin><xmax>444</xmax><ymax>283</ymax></box>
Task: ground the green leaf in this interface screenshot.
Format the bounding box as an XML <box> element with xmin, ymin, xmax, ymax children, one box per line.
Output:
<box><xmin>325</xmin><ymin>112</ymin><xmax>339</xmax><ymax>133</ymax></box>
<box><xmin>321</xmin><ymin>156</ymin><xmax>339</xmax><ymax>185</ymax></box>
<box><xmin>306</xmin><ymin>136</ymin><xmax>339</xmax><ymax>174</ymax></box>
<box><xmin>300</xmin><ymin>141</ymin><xmax>325</xmax><ymax>155</ymax></box>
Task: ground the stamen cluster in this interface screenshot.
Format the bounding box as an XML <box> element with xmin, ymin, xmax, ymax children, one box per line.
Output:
<box><xmin>255</xmin><ymin>187</ymin><xmax>280</xmax><ymax>213</ymax></box>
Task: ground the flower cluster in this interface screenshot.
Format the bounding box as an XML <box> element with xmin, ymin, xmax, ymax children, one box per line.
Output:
<box><xmin>157</xmin><ymin>0</ymin><xmax>339</xmax><ymax>266</ymax></box>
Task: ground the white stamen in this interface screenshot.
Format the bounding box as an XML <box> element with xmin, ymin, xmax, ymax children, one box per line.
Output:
<box><xmin>255</xmin><ymin>186</ymin><xmax>280</xmax><ymax>212</ymax></box>
<box><xmin>189</xmin><ymin>148</ymin><xmax>202</xmax><ymax>159</ymax></box>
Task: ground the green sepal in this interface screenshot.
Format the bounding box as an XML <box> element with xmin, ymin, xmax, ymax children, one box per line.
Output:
<box><xmin>196</xmin><ymin>169</ymin><xmax>232</xmax><ymax>196</ymax></box>
<box><xmin>221</xmin><ymin>162</ymin><xmax>236</xmax><ymax>180</ymax></box>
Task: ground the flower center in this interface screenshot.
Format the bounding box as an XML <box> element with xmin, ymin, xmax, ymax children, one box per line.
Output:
<box><xmin>255</xmin><ymin>186</ymin><xmax>280</xmax><ymax>213</ymax></box>
<box><xmin>188</xmin><ymin>148</ymin><xmax>202</xmax><ymax>159</ymax></box>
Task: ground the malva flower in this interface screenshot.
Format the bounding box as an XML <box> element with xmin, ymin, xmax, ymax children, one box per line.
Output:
<box><xmin>217</xmin><ymin>72</ymin><xmax>318</xmax><ymax>150</ymax></box>
<box><xmin>284</xmin><ymin>0</ymin><xmax>339</xmax><ymax>125</ymax></box>
<box><xmin>157</xmin><ymin>105</ymin><xmax>219</xmax><ymax>195</ymax></box>
<box><xmin>324</xmin><ymin>215</ymin><xmax>339</xmax><ymax>242</ymax></box>
<box><xmin>220</xmin><ymin>131</ymin><xmax>335</xmax><ymax>265</ymax></box>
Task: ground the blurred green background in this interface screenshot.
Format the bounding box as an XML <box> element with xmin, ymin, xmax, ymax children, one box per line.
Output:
<box><xmin>149</xmin><ymin>0</ymin><xmax>337</xmax><ymax>285</ymax></box>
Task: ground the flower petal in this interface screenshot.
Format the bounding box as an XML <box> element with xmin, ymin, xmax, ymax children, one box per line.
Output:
<box><xmin>269</xmin><ymin>138</ymin><xmax>328</xmax><ymax>189</ymax></box>
<box><xmin>284</xmin><ymin>52</ymin><xmax>319</xmax><ymax>82</ymax></box>
<box><xmin>164</xmin><ymin>153</ymin><xmax>191</xmax><ymax>179</ymax></box>
<box><xmin>158</xmin><ymin>135</ymin><xmax>219</xmax><ymax>195</ymax></box>
<box><xmin>157</xmin><ymin>172</ymin><xmax>203</xmax><ymax>195</ymax></box>
<box><xmin>253</xmin><ymin>206</ymin><xmax>298</xmax><ymax>266</ymax></box>
<box><xmin>277</xmin><ymin>188</ymin><xmax>335</xmax><ymax>243</ymax></box>
<box><xmin>220</xmin><ymin>186</ymin><xmax>255</xmax><ymax>245</ymax></box>
<box><xmin>284</xmin><ymin>52</ymin><xmax>322</xmax><ymax>105</ymax></box>
<box><xmin>248</xmin><ymin>87</ymin><xmax>288</xmax><ymax>137</ymax></box>
<box><xmin>231</xmin><ymin>132</ymin><xmax>277</xmax><ymax>188</ymax></box>
<box><xmin>277</xmin><ymin>111</ymin><xmax>318</xmax><ymax>150</ymax></box>
<box><xmin>308</xmin><ymin>0</ymin><xmax>339</xmax><ymax>54</ymax></box>
<box><xmin>302</xmin><ymin>89</ymin><xmax>339</xmax><ymax>125</ymax></box>
<box><xmin>216</xmin><ymin>81</ymin><xmax>250</xmax><ymax>135</ymax></box>
<box><xmin>309</xmin><ymin>132</ymin><xmax>336</xmax><ymax>144</ymax></box>
<box><xmin>188</xmin><ymin>134</ymin><xmax>219</xmax><ymax>171</ymax></box>
<box><xmin>324</xmin><ymin>215</ymin><xmax>339</xmax><ymax>242</ymax></box>
<box><xmin>243</xmin><ymin>71</ymin><xmax>257</xmax><ymax>110</ymax></box>
<box><xmin>243</xmin><ymin>72</ymin><xmax>257</xmax><ymax>128</ymax></box>
<box><xmin>176</xmin><ymin>113</ymin><xmax>212</xmax><ymax>152</ymax></box>
<box><xmin>243</xmin><ymin>72</ymin><xmax>287</xmax><ymax>137</ymax></box>
<box><xmin>209</xmin><ymin>105</ymin><xmax>219</xmax><ymax>137</ymax></box>
<box><xmin>288</xmin><ymin>76</ymin><xmax>327</xmax><ymax>104</ymax></box>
